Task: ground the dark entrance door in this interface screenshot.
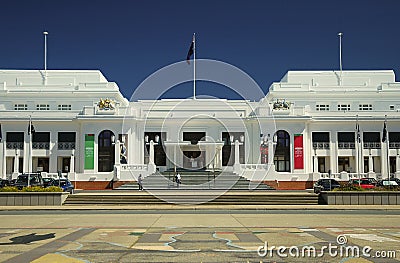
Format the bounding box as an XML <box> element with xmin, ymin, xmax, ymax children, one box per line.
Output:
<box><xmin>98</xmin><ymin>130</ymin><xmax>115</xmax><ymax>172</ymax></box>
<box><xmin>62</xmin><ymin>157</ymin><xmax>71</xmax><ymax>173</ymax></box>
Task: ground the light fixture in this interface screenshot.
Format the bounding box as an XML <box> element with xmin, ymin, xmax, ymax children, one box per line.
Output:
<box><xmin>111</xmin><ymin>135</ymin><xmax>115</xmax><ymax>143</ymax></box>
<box><xmin>230</xmin><ymin>135</ymin><xmax>234</xmax><ymax>143</ymax></box>
<box><xmin>144</xmin><ymin>135</ymin><xmax>149</xmax><ymax>143</ymax></box>
<box><xmin>240</xmin><ymin>134</ymin><xmax>244</xmax><ymax>143</ymax></box>
<box><xmin>155</xmin><ymin>134</ymin><xmax>160</xmax><ymax>143</ymax></box>
<box><xmin>273</xmin><ymin>133</ymin><xmax>278</xmax><ymax>143</ymax></box>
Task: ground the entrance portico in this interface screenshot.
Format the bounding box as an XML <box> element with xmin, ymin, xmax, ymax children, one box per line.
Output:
<box><xmin>163</xmin><ymin>141</ymin><xmax>224</xmax><ymax>171</ymax></box>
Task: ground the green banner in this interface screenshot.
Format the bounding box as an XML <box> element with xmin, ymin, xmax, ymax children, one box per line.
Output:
<box><xmin>84</xmin><ymin>134</ymin><xmax>95</xmax><ymax>169</ymax></box>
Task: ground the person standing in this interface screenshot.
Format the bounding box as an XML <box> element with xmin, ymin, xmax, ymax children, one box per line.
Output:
<box><xmin>176</xmin><ymin>173</ymin><xmax>181</xmax><ymax>187</ymax></box>
<box><xmin>138</xmin><ymin>174</ymin><xmax>143</xmax><ymax>191</ymax></box>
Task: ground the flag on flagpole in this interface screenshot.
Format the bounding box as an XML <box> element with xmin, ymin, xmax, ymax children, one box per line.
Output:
<box><xmin>186</xmin><ymin>35</ymin><xmax>194</xmax><ymax>64</ymax></box>
<box><xmin>382</xmin><ymin>121</ymin><xmax>387</xmax><ymax>142</ymax></box>
<box><xmin>28</xmin><ymin>120</ymin><xmax>35</xmax><ymax>135</ymax></box>
<box><xmin>355</xmin><ymin>122</ymin><xmax>361</xmax><ymax>143</ymax></box>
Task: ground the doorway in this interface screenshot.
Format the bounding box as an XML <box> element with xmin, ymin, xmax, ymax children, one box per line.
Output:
<box><xmin>183</xmin><ymin>151</ymin><xmax>205</xmax><ymax>170</ymax></box>
<box><xmin>338</xmin><ymin>157</ymin><xmax>350</xmax><ymax>172</ymax></box>
<box><xmin>62</xmin><ymin>157</ymin><xmax>71</xmax><ymax>173</ymax></box>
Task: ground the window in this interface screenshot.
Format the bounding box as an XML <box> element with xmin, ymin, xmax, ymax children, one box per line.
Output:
<box><xmin>58</xmin><ymin>104</ymin><xmax>72</xmax><ymax>110</ymax></box>
<box><xmin>316</xmin><ymin>104</ymin><xmax>330</xmax><ymax>111</ymax></box>
<box><xmin>363</xmin><ymin>132</ymin><xmax>380</xmax><ymax>149</ymax></box>
<box><xmin>312</xmin><ymin>132</ymin><xmax>330</xmax><ymax>149</ymax></box>
<box><xmin>32</xmin><ymin>132</ymin><xmax>50</xmax><ymax>149</ymax></box>
<box><xmin>337</xmin><ymin>104</ymin><xmax>351</xmax><ymax>111</ymax></box>
<box><xmin>359</xmin><ymin>104</ymin><xmax>372</xmax><ymax>111</ymax></box>
<box><xmin>390</xmin><ymin>105</ymin><xmax>395</xmax><ymax>110</ymax></box>
<box><xmin>14</xmin><ymin>104</ymin><xmax>27</xmax><ymax>110</ymax></box>
<box><xmin>58</xmin><ymin>132</ymin><xmax>76</xmax><ymax>149</ymax></box>
<box><xmin>36</xmin><ymin>104</ymin><xmax>50</xmax><ymax>110</ymax></box>
<box><xmin>6</xmin><ymin>132</ymin><xmax>24</xmax><ymax>149</ymax></box>
<box><xmin>389</xmin><ymin>132</ymin><xmax>400</xmax><ymax>149</ymax></box>
<box><xmin>274</xmin><ymin>130</ymin><xmax>290</xmax><ymax>172</ymax></box>
<box><xmin>337</xmin><ymin>132</ymin><xmax>355</xmax><ymax>149</ymax></box>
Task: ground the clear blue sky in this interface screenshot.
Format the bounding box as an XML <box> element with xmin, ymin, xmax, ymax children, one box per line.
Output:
<box><xmin>1</xmin><ymin>0</ymin><xmax>399</xmax><ymax>100</ymax></box>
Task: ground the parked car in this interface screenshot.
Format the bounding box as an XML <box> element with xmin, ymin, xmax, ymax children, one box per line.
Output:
<box><xmin>42</xmin><ymin>177</ymin><xmax>55</xmax><ymax>188</ymax></box>
<box><xmin>377</xmin><ymin>179</ymin><xmax>399</xmax><ymax>187</ymax></box>
<box><xmin>349</xmin><ymin>178</ymin><xmax>376</xmax><ymax>189</ymax></box>
<box><xmin>8</xmin><ymin>179</ymin><xmax>17</xmax><ymax>186</ymax></box>
<box><xmin>313</xmin><ymin>179</ymin><xmax>341</xmax><ymax>193</ymax></box>
<box><xmin>389</xmin><ymin>178</ymin><xmax>400</xmax><ymax>185</ymax></box>
<box><xmin>0</xmin><ymin>179</ymin><xmax>10</xmax><ymax>188</ymax></box>
<box><xmin>14</xmin><ymin>173</ymin><xmax>44</xmax><ymax>189</ymax></box>
<box><xmin>53</xmin><ymin>179</ymin><xmax>74</xmax><ymax>194</ymax></box>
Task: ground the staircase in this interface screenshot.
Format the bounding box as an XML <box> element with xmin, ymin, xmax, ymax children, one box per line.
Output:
<box><xmin>63</xmin><ymin>192</ymin><xmax>319</xmax><ymax>206</ymax></box>
<box><xmin>115</xmin><ymin>172</ymin><xmax>274</xmax><ymax>191</ymax></box>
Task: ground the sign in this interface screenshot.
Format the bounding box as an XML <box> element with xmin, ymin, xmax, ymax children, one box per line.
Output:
<box><xmin>84</xmin><ymin>134</ymin><xmax>95</xmax><ymax>169</ymax></box>
<box><xmin>294</xmin><ymin>134</ymin><xmax>304</xmax><ymax>169</ymax></box>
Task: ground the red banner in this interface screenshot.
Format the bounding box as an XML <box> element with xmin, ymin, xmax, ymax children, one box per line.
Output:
<box><xmin>294</xmin><ymin>134</ymin><xmax>304</xmax><ymax>169</ymax></box>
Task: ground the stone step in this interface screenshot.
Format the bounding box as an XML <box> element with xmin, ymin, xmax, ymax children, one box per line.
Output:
<box><xmin>64</xmin><ymin>193</ymin><xmax>319</xmax><ymax>205</ymax></box>
<box><xmin>115</xmin><ymin>173</ymin><xmax>275</xmax><ymax>191</ymax></box>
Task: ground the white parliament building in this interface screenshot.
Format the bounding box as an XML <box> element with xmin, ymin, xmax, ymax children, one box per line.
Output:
<box><xmin>0</xmin><ymin>69</ymin><xmax>399</xmax><ymax>190</ymax></box>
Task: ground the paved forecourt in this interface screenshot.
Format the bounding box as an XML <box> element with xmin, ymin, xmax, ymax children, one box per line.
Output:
<box><xmin>0</xmin><ymin>209</ymin><xmax>399</xmax><ymax>262</ymax></box>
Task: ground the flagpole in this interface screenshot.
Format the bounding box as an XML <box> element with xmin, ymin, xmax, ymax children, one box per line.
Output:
<box><xmin>385</xmin><ymin>115</ymin><xmax>390</xmax><ymax>180</ymax></box>
<box><xmin>28</xmin><ymin>115</ymin><xmax>32</xmax><ymax>187</ymax></box>
<box><xmin>338</xmin><ymin>32</ymin><xmax>343</xmax><ymax>86</ymax></box>
<box><xmin>193</xmin><ymin>33</ymin><xmax>196</xmax><ymax>100</ymax></box>
<box><xmin>43</xmin><ymin>31</ymin><xmax>48</xmax><ymax>83</ymax></box>
<box><xmin>356</xmin><ymin>115</ymin><xmax>361</xmax><ymax>186</ymax></box>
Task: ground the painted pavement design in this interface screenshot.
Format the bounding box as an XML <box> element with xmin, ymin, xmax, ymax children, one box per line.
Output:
<box><xmin>0</xmin><ymin>226</ymin><xmax>399</xmax><ymax>262</ymax></box>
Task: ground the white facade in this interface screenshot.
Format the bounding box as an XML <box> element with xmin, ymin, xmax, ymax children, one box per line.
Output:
<box><xmin>0</xmin><ymin>69</ymin><xmax>399</xmax><ymax>189</ymax></box>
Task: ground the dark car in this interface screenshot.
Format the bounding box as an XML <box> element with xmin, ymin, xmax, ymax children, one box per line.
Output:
<box><xmin>0</xmin><ymin>179</ymin><xmax>10</xmax><ymax>188</ymax></box>
<box><xmin>8</xmin><ymin>179</ymin><xmax>17</xmax><ymax>186</ymax></box>
<box><xmin>14</xmin><ymin>173</ymin><xmax>44</xmax><ymax>189</ymax></box>
<box><xmin>42</xmin><ymin>177</ymin><xmax>55</xmax><ymax>188</ymax></box>
<box><xmin>313</xmin><ymin>179</ymin><xmax>341</xmax><ymax>193</ymax></box>
<box><xmin>389</xmin><ymin>178</ymin><xmax>400</xmax><ymax>185</ymax></box>
<box><xmin>53</xmin><ymin>179</ymin><xmax>74</xmax><ymax>194</ymax></box>
<box><xmin>377</xmin><ymin>179</ymin><xmax>399</xmax><ymax>187</ymax></box>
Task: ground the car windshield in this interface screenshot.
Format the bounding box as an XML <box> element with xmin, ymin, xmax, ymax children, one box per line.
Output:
<box><xmin>16</xmin><ymin>175</ymin><xmax>40</xmax><ymax>184</ymax></box>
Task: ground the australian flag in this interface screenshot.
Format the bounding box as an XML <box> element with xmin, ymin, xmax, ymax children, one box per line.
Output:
<box><xmin>382</xmin><ymin>122</ymin><xmax>387</xmax><ymax>142</ymax></box>
<box><xmin>186</xmin><ymin>35</ymin><xmax>194</xmax><ymax>64</ymax></box>
<box><xmin>356</xmin><ymin>122</ymin><xmax>361</xmax><ymax>143</ymax></box>
<box><xmin>28</xmin><ymin>120</ymin><xmax>35</xmax><ymax>135</ymax></box>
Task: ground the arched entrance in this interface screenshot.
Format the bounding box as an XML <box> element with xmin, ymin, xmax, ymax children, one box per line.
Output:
<box><xmin>98</xmin><ymin>130</ymin><xmax>115</xmax><ymax>172</ymax></box>
<box><xmin>274</xmin><ymin>130</ymin><xmax>290</xmax><ymax>172</ymax></box>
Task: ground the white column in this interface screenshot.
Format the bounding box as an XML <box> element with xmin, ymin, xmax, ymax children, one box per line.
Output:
<box><xmin>234</xmin><ymin>140</ymin><xmax>239</xmax><ymax>165</ymax></box>
<box><xmin>2</xmin><ymin>142</ymin><xmax>6</xmax><ymax>179</ymax></box>
<box><xmin>70</xmin><ymin>149</ymin><xmax>75</xmax><ymax>173</ymax></box>
<box><xmin>173</xmin><ymin>145</ymin><xmax>176</xmax><ymax>172</ymax></box>
<box><xmin>149</xmin><ymin>140</ymin><xmax>155</xmax><ymax>164</ymax></box>
<box><xmin>233</xmin><ymin>140</ymin><xmax>242</xmax><ymax>174</ymax></box>
<box><xmin>330</xmin><ymin>132</ymin><xmax>337</xmax><ymax>174</ymax></box>
<box><xmin>114</xmin><ymin>140</ymin><xmax>121</xmax><ymax>165</ymax></box>
<box><xmin>395</xmin><ymin>149</ymin><xmax>400</xmax><ymax>177</ymax></box>
<box><xmin>267</xmin><ymin>139</ymin><xmax>274</xmax><ymax>165</ymax></box>
<box><xmin>368</xmin><ymin>155</ymin><xmax>374</xmax><ymax>173</ymax></box>
<box><xmin>313</xmin><ymin>155</ymin><xmax>319</xmax><ymax>173</ymax></box>
<box><xmin>13</xmin><ymin>151</ymin><xmax>19</xmax><ymax>174</ymax></box>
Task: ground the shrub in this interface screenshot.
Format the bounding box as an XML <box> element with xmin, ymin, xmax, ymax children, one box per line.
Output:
<box><xmin>0</xmin><ymin>186</ymin><xmax>19</xmax><ymax>192</ymax></box>
<box><xmin>0</xmin><ymin>186</ymin><xmax>63</xmax><ymax>192</ymax></box>
<box><xmin>373</xmin><ymin>186</ymin><xmax>400</xmax><ymax>191</ymax></box>
<box><xmin>333</xmin><ymin>183</ymin><xmax>365</xmax><ymax>191</ymax></box>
